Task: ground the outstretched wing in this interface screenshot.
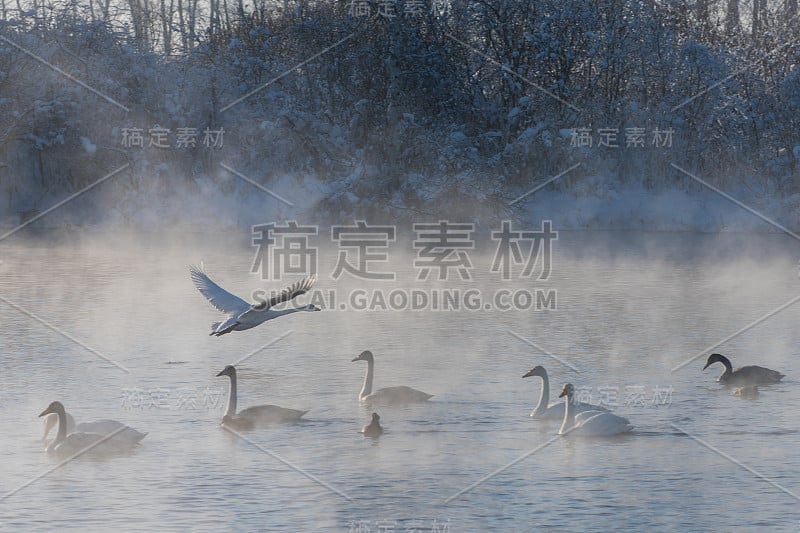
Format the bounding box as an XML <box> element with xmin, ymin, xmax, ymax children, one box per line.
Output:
<box><xmin>265</xmin><ymin>275</ymin><xmax>317</xmax><ymax>309</ymax></box>
<box><xmin>189</xmin><ymin>266</ymin><xmax>250</xmax><ymax>315</ymax></box>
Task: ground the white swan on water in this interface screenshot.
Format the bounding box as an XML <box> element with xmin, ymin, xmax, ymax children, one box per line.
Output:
<box><xmin>361</xmin><ymin>413</ymin><xmax>383</xmax><ymax>437</ymax></box>
<box><xmin>522</xmin><ymin>365</ymin><xmax>609</xmax><ymax>419</ymax></box>
<box><xmin>190</xmin><ymin>266</ymin><xmax>320</xmax><ymax>336</ymax></box>
<box><xmin>42</xmin><ymin>412</ymin><xmax>146</xmax><ymax>445</ymax></box>
<box><xmin>217</xmin><ymin>365</ymin><xmax>307</xmax><ymax>429</ymax></box>
<box><xmin>558</xmin><ymin>384</ymin><xmax>633</xmax><ymax>437</ymax></box>
<box><xmin>703</xmin><ymin>353</ymin><xmax>784</xmax><ymax>387</ymax></box>
<box><xmin>352</xmin><ymin>350</ymin><xmax>433</xmax><ymax>404</ymax></box>
<box><xmin>38</xmin><ymin>401</ymin><xmax>146</xmax><ymax>455</ymax></box>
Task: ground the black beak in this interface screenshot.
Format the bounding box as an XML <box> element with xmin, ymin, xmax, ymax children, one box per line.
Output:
<box><xmin>351</xmin><ymin>357</ymin><xmax>360</xmax><ymax>362</ymax></box>
<box><xmin>558</xmin><ymin>391</ymin><xmax>567</xmax><ymax>398</ymax></box>
<box><xmin>522</xmin><ymin>370</ymin><xmax>533</xmax><ymax>378</ymax></box>
<box><xmin>38</xmin><ymin>408</ymin><xmax>51</xmax><ymax>418</ymax></box>
<box><xmin>702</xmin><ymin>362</ymin><xmax>711</xmax><ymax>371</ymax></box>
<box><xmin>216</xmin><ymin>370</ymin><xmax>226</xmax><ymax>376</ymax></box>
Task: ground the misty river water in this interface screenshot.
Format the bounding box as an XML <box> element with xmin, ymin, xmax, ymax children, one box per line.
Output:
<box><xmin>0</xmin><ymin>230</ymin><xmax>798</xmax><ymax>531</ymax></box>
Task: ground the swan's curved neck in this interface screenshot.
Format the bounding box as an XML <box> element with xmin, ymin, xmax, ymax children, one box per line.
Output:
<box><xmin>559</xmin><ymin>394</ymin><xmax>574</xmax><ymax>435</ymax></box>
<box><xmin>43</xmin><ymin>413</ymin><xmax>56</xmax><ymax>441</ymax></box>
<box><xmin>718</xmin><ymin>357</ymin><xmax>733</xmax><ymax>379</ymax></box>
<box><xmin>360</xmin><ymin>358</ymin><xmax>374</xmax><ymax>399</ymax></box>
<box><xmin>532</xmin><ymin>372</ymin><xmax>550</xmax><ymax>415</ymax></box>
<box><xmin>225</xmin><ymin>373</ymin><xmax>238</xmax><ymax>416</ymax></box>
<box><xmin>55</xmin><ymin>408</ymin><xmax>68</xmax><ymax>444</ymax></box>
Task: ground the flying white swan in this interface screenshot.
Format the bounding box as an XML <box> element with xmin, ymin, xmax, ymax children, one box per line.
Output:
<box><xmin>361</xmin><ymin>412</ymin><xmax>383</xmax><ymax>437</ymax></box>
<box><xmin>217</xmin><ymin>365</ymin><xmax>307</xmax><ymax>429</ymax></box>
<box><xmin>703</xmin><ymin>353</ymin><xmax>784</xmax><ymax>387</ymax></box>
<box><xmin>352</xmin><ymin>350</ymin><xmax>433</xmax><ymax>404</ymax></box>
<box><xmin>522</xmin><ymin>365</ymin><xmax>609</xmax><ymax>419</ymax></box>
<box><xmin>38</xmin><ymin>401</ymin><xmax>145</xmax><ymax>455</ymax></box>
<box><xmin>558</xmin><ymin>384</ymin><xmax>633</xmax><ymax>437</ymax></box>
<box><xmin>42</xmin><ymin>412</ymin><xmax>147</xmax><ymax>445</ymax></box>
<box><xmin>190</xmin><ymin>266</ymin><xmax>320</xmax><ymax>336</ymax></box>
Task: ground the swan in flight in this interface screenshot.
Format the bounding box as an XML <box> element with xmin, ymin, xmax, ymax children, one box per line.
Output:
<box><xmin>42</xmin><ymin>412</ymin><xmax>147</xmax><ymax>445</ymax></box>
<box><xmin>703</xmin><ymin>353</ymin><xmax>784</xmax><ymax>387</ymax></box>
<box><xmin>361</xmin><ymin>412</ymin><xmax>383</xmax><ymax>437</ymax></box>
<box><xmin>38</xmin><ymin>401</ymin><xmax>145</xmax><ymax>455</ymax></box>
<box><xmin>190</xmin><ymin>266</ymin><xmax>320</xmax><ymax>336</ymax></box>
<box><xmin>558</xmin><ymin>384</ymin><xmax>633</xmax><ymax>437</ymax></box>
<box><xmin>352</xmin><ymin>350</ymin><xmax>433</xmax><ymax>404</ymax></box>
<box><xmin>522</xmin><ymin>366</ymin><xmax>609</xmax><ymax>419</ymax></box>
<box><xmin>217</xmin><ymin>365</ymin><xmax>307</xmax><ymax>428</ymax></box>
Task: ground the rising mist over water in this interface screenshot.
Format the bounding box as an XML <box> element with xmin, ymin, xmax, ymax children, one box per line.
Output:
<box><xmin>1</xmin><ymin>230</ymin><xmax>799</xmax><ymax>531</ymax></box>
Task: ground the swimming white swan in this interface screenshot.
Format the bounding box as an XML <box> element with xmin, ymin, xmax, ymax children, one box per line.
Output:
<box><xmin>38</xmin><ymin>401</ymin><xmax>145</xmax><ymax>455</ymax></box>
<box><xmin>558</xmin><ymin>384</ymin><xmax>633</xmax><ymax>437</ymax></box>
<box><xmin>522</xmin><ymin>366</ymin><xmax>609</xmax><ymax>419</ymax></box>
<box><xmin>217</xmin><ymin>365</ymin><xmax>307</xmax><ymax>428</ymax></box>
<box><xmin>352</xmin><ymin>350</ymin><xmax>433</xmax><ymax>404</ymax></box>
<box><xmin>361</xmin><ymin>412</ymin><xmax>383</xmax><ymax>437</ymax></box>
<box><xmin>703</xmin><ymin>353</ymin><xmax>784</xmax><ymax>386</ymax></box>
<box><xmin>42</xmin><ymin>412</ymin><xmax>147</xmax><ymax>445</ymax></box>
<box><xmin>190</xmin><ymin>266</ymin><xmax>320</xmax><ymax>336</ymax></box>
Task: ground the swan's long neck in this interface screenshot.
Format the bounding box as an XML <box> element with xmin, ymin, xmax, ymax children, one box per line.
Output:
<box><xmin>718</xmin><ymin>356</ymin><xmax>733</xmax><ymax>381</ymax></box>
<box><xmin>360</xmin><ymin>358</ymin><xmax>374</xmax><ymax>399</ymax></box>
<box><xmin>532</xmin><ymin>372</ymin><xmax>550</xmax><ymax>415</ymax></box>
<box><xmin>55</xmin><ymin>408</ymin><xmax>68</xmax><ymax>444</ymax></box>
<box><xmin>43</xmin><ymin>413</ymin><xmax>57</xmax><ymax>441</ymax></box>
<box><xmin>225</xmin><ymin>372</ymin><xmax>238</xmax><ymax>416</ymax></box>
<box><xmin>559</xmin><ymin>393</ymin><xmax>574</xmax><ymax>435</ymax></box>
<box><xmin>271</xmin><ymin>307</ymin><xmax>307</xmax><ymax>318</ymax></box>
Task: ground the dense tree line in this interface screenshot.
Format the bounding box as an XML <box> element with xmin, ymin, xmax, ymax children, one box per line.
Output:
<box><xmin>0</xmin><ymin>0</ymin><xmax>798</xmax><ymax>224</ymax></box>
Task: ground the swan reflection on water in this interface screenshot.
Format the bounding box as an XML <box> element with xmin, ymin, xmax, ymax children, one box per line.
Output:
<box><xmin>361</xmin><ymin>412</ymin><xmax>384</xmax><ymax>438</ymax></box>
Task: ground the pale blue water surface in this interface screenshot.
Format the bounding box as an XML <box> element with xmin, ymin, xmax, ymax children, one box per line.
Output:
<box><xmin>0</xmin><ymin>231</ymin><xmax>798</xmax><ymax>531</ymax></box>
